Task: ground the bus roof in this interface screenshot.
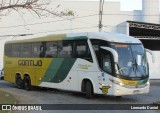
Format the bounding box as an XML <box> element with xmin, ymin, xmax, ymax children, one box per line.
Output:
<box><xmin>5</xmin><ymin>32</ymin><xmax>141</xmax><ymax>44</ymax></box>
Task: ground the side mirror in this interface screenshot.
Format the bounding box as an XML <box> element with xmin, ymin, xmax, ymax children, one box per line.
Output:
<box><xmin>145</xmin><ymin>48</ymin><xmax>155</xmax><ymax>63</ymax></box>
<box><xmin>100</xmin><ymin>46</ymin><xmax>118</xmax><ymax>63</ymax></box>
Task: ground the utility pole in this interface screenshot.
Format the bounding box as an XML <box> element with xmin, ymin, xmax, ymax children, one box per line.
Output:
<box><xmin>99</xmin><ymin>0</ymin><xmax>104</xmax><ymax>32</ymax></box>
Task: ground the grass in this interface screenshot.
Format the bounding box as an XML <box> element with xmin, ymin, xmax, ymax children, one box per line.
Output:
<box><xmin>0</xmin><ymin>90</ymin><xmax>16</xmax><ymax>113</ymax></box>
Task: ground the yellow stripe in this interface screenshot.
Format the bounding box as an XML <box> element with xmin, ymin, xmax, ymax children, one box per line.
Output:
<box><xmin>6</xmin><ymin>34</ymin><xmax>66</xmax><ymax>43</ymax></box>
<box><xmin>4</xmin><ymin>56</ymin><xmax>52</xmax><ymax>86</ymax></box>
<box><xmin>119</xmin><ymin>78</ymin><xmax>138</xmax><ymax>86</ymax></box>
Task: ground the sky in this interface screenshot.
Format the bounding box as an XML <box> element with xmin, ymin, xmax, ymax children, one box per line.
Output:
<box><xmin>106</xmin><ymin>0</ymin><xmax>142</xmax><ymax>11</ymax></box>
<box><xmin>80</xmin><ymin>0</ymin><xmax>142</xmax><ymax>11</ymax></box>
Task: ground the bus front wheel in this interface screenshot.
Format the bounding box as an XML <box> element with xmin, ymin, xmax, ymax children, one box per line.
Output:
<box><xmin>86</xmin><ymin>81</ymin><xmax>94</xmax><ymax>99</ymax></box>
<box><xmin>24</xmin><ymin>76</ymin><xmax>32</xmax><ymax>91</ymax></box>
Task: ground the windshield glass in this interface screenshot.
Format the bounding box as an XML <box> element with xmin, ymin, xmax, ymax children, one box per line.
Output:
<box><xmin>111</xmin><ymin>43</ymin><xmax>148</xmax><ymax>79</ymax></box>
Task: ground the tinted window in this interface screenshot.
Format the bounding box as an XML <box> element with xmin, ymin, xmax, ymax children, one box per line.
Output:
<box><xmin>45</xmin><ymin>42</ymin><xmax>58</xmax><ymax>57</ymax></box>
<box><xmin>5</xmin><ymin>44</ymin><xmax>12</xmax><ymax>57</ymax></box>
<box><xmin>75</xmin><ymin>40</ymin><xmax>92</xmax><ymax>62</ymax></box>
<box><xmin>20</xmin><ymin>43</ymin><xmax>32</xmax><ymax>57</ymax></box>
<box><xmin>91</xmin><ymin>39</ymin><xmax>110</xmax><ymax>69</ymax></box>
<box><xmin>58</xmin><ymin>41</ymin><xmax>73</xmax><ymax>57</ymax></box>
<box><xmin>102</xmin><ymin>53</ymin><xmax>112</xmax><ymax>74</ymax></box>
<box><xmin>91</xmin><ymin>39</ymin><xmax>109</xmax><ymax>51</ymax></box>
<box><xmin>12</xmin><ymin>44</ymin><xmax>20</xmax><ymax>57</ymax></box>
<box><xmin>32</xmin><ymin>42</ymin><xmax>43</xmax><ymax>57</ymax></box>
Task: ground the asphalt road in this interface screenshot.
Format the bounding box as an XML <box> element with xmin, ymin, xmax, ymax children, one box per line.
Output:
<box><xmin>0</xmin><ymin>80</ymin><xmax>160</xmax><ymax>113</ymax></box>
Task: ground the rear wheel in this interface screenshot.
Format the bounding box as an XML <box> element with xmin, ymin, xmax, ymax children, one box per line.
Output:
<box><xmin>24</xmin><ymin>76</ymin><xmax>32</xmax><ymax>91</ymax></box>
<box><xmin>15</xmin><ymin>75</ymin><xmax>24</xmax><ymax>89</ymax></box>
<box><xmin>86</xmin><ymin>81</ymin><xmax>94</xmax><ymax>99</ymax></box>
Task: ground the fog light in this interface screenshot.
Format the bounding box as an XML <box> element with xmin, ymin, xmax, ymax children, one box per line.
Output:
<box><xmin>117</xmin><ymin>89</ymin><xmax>120</xmax><ymax>93</ymax></box>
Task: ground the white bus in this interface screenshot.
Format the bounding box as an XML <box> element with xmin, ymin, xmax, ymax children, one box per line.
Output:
<box><xmin>4</xmin><ymin>32</ymin><xmax>153</xmax><ymax>98</ymax></box>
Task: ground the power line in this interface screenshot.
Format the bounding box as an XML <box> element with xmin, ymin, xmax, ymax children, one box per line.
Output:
<box><xmin>0</xmin><ymin>19</ymin><xmax>67</xmax><ymax>29</ymax></box>
<box><xmin>0</xmin><ymin>14</ymin><xmax>98</xmax><ymax>29</ymax></box>
<box><xmin>1</xmin><ymin>13</ymin><xmax>160</xmax><ymax>29</ymax></box>
<box><xmin>33</xmin><ymin>26</ymin><xmax>98</xmax><ymax>35</ymax></box>
<box><xmin>0</xmin><ymin>34</ymin><xmax>33</xmax><ymax>40</ymax></box>
<box><xmin>0</xmin><ymin>26</ymin><xmax>97</xmax><ymax>39</ymax></box>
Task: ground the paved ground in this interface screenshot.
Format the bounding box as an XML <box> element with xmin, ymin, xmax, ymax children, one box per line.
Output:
<box><xmin>0</xmin><ymin>80</ymin><xmax>159</xmax><ymax>113</ymax></box>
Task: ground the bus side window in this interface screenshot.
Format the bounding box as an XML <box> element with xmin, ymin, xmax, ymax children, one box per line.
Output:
<box><xmin>102</xmin><ymin>53</ymin><xmax>112</xmax><ymax>74</ymax></box>
<box><xmin>58</xmin><ymin>41</ymin><xmax>73</xmax><ymax>58</ymax></box>
<box><xmin>32</xmin><ymin>42</ymin><xmax>43</xmax><ymax>57</ymax></box>
<box><xmin>75</xmin><ymin>40</ymin><xmax>93</xmax><ymax>62</ymax></box>
<box><xmin>12</xmin><ymin>44</ymin><xmax>20</xmax><ymax>57</ymax></box>
<box><xmin>90</xmin><ymin>39</ymin><xmax>109</xmax><ymax>67</ymax></box>
<box><xmin>45</xmin><ymin>41</ymin><xmax>58</xmax><ymax>57</ymax></box>
<box><xmin>5</xmin><ymin>44</ymin><xmax>12</xmax><ymax>57</ymax></box>
<box><xmin>20</xmin><ymin>43</ymin><xmax>32</xmax><ymax>57</ymax></box>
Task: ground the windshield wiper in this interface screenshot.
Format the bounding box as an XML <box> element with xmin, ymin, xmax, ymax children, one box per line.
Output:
<box><xmin>130</xmin><ymin>57</ymin><xmax>144</xmax><ymax>77</ymax></box>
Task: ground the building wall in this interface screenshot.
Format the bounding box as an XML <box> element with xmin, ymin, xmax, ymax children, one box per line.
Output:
<box><xmin>58</xmin><ymin>1</ymin><xmax>134</xmax><ymax>33</ymax></box>
<box><xmin>142</xmin><ymin>0</ymin><xmax>159</xmax><ymax>24</ymax></box>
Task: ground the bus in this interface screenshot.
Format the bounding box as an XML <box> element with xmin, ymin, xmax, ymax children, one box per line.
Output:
<box><xmin>4</xmin><ymin>32</ymin><xmax>154</xmax><ymax>98</ymax></box>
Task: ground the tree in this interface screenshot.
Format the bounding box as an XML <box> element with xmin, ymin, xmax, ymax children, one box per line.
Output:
<box><xmin>0</xmin><ymin>0</ymin><xmax>74</xmax><ymax>18</ymax></box>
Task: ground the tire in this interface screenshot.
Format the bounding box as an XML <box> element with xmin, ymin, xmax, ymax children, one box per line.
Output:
<box><xmin>24</xmin><ymin>76</ymin><xmax>32</xmax><ymax>91</ymax></box>
<box><xmin>86</xmin><ymin>81</ymin><xmax>94</xmax><ymax>99</ymax></box>
<box><xmin>16</xmin><ymin>76</ymin><xmax>24</xmax><ymax>89</ymax></box>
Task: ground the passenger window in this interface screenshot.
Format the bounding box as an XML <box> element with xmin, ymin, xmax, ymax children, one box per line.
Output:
<box><xmin>46</xmin><ymin>42</ymin><xmax>58</xmax><ymax>57</ymax></box>
<box><xmin>5</xmin><ymin>44</ymin><xmax>12</xmax><ymax>57</ymax></box>
<box><xmin>32</xmin><ymin>42</ymin><xmax>43</xmax><ymax>57</ymax></box>
<box><xmin>12</xmin><ymin>44</ymin><xmax>20</xmax><ymax>57</ymax></box>
<box><xmin>75</xmin><ymin>40</ymin><xmax>92</xmax><ymax>62</ymax></box>
<box><xmin>76</xmin><ymin>43</ymin><xmax>86</xmax><ymax>57</ymax></box>
<box><xmin>20</xmin><ymin>43</ymin><xmax>32</xmax><ymax>57</ymax></box>
<box><xmin>58</xmin><ymin>41</ymin><xmax>73</xmax><ymax>57</ymax></box>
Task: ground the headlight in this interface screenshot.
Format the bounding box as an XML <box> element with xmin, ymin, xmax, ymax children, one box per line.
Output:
<box><xmin>110</xmin><ymin>79</ymin><xmax>124</xmax><ymax>86</ymax></box>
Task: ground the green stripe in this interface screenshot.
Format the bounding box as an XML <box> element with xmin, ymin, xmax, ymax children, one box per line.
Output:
<box><xmin>64</xmin><ymin>36</ymin><xmax>87</xmax><ymax>40</ymax></box>
<box><xmin>42</xmin><ymin>58</ymin><xmax>76</xmax><ymax>83</ymax></box>
<box><xmin>42</xmin><ymin>58</ymin><xmax>64</xmax><ymax>82</ymax></box>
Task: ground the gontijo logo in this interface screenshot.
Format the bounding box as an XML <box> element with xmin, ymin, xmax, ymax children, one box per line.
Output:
<box><xmin>18</xmin><ymin>60</ymin><xmax>42</xmax><ymax>66</ymax></box>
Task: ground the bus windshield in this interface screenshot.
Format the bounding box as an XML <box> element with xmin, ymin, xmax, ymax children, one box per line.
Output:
<box><xmin>110</xmin><ymin>43</ymin><xmax>148</xmax><ymax>79</ymax></box>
